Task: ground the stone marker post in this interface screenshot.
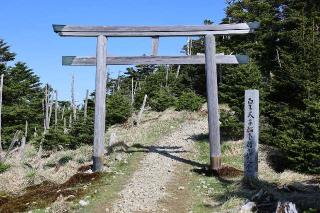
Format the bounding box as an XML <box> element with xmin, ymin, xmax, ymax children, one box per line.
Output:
<box><xmin>244</xmin><ymin>90</ymin><xmax>259</xmax><ymax>178</ymax></box>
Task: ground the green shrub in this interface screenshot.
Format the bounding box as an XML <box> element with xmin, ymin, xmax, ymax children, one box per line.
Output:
<box><xmin>264</xmin><ymin>100</ymin><xmax>320</xmax><ymax>174</ymax></box>
<box><xmin>149</xmin><ymin>88</ymin><xmax>176</xmax><ymax>112</ymax></box>
<box><xmin>77</xmin><ymin>158</ymin><xmax>85</xmax><ymax>164</ymax></box>
<box><xmin>0</xmin><ymin>162</ymin><xmax>10</xmax><ymax>173</ymax></box>
<box><xmin>106</xmin><ymin>93</ymin><xmax>132</xmax><ymax>126</ymax></box>
<box><xmin>220</xmin><ymin>109</ymin><xmax>243</xmax><ymax>141</ymax></box>
<box><xmin>69</xmin><ymin>117</ymin><xmax>94</xmax><ymax>149</ymax></box>
<box><xmin>58</xmin><ymin>155</ymin><xmax>73</xmax><ymax>165</ymax></box>
<box><xmin>33</xmin><ymin>128</ymin><xmax>72</xmax><ymax>151</ymax></box>
<box><xmin>175</xmin><ymin>91</ymin><xmax>204</xmax><ymax>111</ymax></box>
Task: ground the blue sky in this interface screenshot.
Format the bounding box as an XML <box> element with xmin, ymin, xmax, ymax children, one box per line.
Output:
<box><xmin>0</xmin><ymin>0</ymin><xmax>226</xmax><ymax>102</ymax></box>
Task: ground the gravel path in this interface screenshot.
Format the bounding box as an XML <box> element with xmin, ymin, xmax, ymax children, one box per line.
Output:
<box><xmin>111</xmin><ymin>118</ymin><xmax>207</xmax><ymax>213</ymax></box>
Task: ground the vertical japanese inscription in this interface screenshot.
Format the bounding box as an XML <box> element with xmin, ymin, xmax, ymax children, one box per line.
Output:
<box><xmin>244</xmin><ymin>90</ymin><xmax>259</xmax><ymax>178</ymax></box>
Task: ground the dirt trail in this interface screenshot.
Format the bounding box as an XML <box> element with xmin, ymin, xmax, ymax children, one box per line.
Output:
<box><xmin>110</xmin><ymin>117</ymin><xmax>207</xmax><ymax>213</ymax></box>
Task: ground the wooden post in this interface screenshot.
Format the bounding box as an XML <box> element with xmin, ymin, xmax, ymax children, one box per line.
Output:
<box><xmin>205</xmin><ymin>34</ymin><xmax>221</xmax><ymax>170</ymax></box>
<box><xmin>84</xmin><ymin>89</ymin><xmax>89</xmax><ymax>120</ymax></box>
<box><xmin>151</xmin><ymin>36</ymin><xmax>159</xmax><ymax>56</ymax></box>
<box><xmin>0</xmin><ymin>74</ymin><xmax>4</xmax><ymax>151</ymax></box>
<box><xmin>137</xmin><ymin>94</ymin><xmax>147</xmax><ymax>125</ymax></box>
<box><xmin>244</xmin><ymin>90</ymin><xmax>259</xmax><ymax>178</ymax></box>
<box><xmin>93</xmin><ymin>35</ymin><xmax>107</xmax><ymax>172</ymax></box>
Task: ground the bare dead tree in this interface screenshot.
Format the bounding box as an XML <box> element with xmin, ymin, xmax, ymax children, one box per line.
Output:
<box><xmin>71</xmin><ymin>73</ymin><xmax>77</xmax><ymax>121</ymax></box>
<box><xmin>19</xmin><ymin>136</ymin><xmax>26</xmax><ymax>162</ymax></box>
<box><xmin>25</xmin><ymin>120</ymin><xmax>28</xmax><ymax>138</ymax></box>
<box><xmin>117</xmin><ymin>71</ymin><xmax>121</xmax><ymax>91</ymax></box>
<box><xmin>61</xmin><ymin>105</ymin><xmax>65</xmax><ymax>120</ymax></box>
<box><xmin>175</xmin><ymin>65</ymin><xmax>181</xmax><ymax>79</ymax></box>
<box><xmin>137</xmin><ymin>94</ymin><xmax>148</xmax><ymax>125</ymax></box>
<box><xmin>34</xmin><ymin>127</ymin><xmax>38</xmax><ymax>138</ymax></box>
<box><xmin>1</xmin><ymin>130</ymin><xmax>21</xmax><ymax>163</ymax></box>
<box><xmin>131</xmin><ymin>78</ymin><xmax>134</xmax><ymax>105</ymax></box>
<box><xmin>69</xmin><ymin>113</ymin><xmax>72</xmax><ymax>128</ymax></box>
<box><xmin>44</xmin><ymin>84</ymin><xmax>50</xmax><ymax>131</ymax></box>
<box><xmin>165</xmin><ymin>65</ymin><xmax>169</xmax><ymax>87</ymax></box>
<box><xmin>133</xmin><ymin>81</ymin><xmax>138</xmax><ymax>96</ymax></box>
<box><xmin>84</xmin><ymin>89</ymin><xmax>89</xmax><ymax>120</ymax></box>
<box><xmin>48</xmin><ymin>92</ymin><xmax>54</xmax><ymax>129</ymax></box>
<box><xmin>55</xmin><ymin>90</ymin><xmax>58</xmax><ymax>127</ymax></box>
<box><xmin>63</xmin><ymin>117</ymin><xmax>67</xmax><ymax>134</ymax></box>
<box><xmin>276</xmin><ymin>48</ymin><xmax>282</xmax><ymax>68</ymax></box>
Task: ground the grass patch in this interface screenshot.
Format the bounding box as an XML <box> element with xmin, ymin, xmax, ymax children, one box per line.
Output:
<box><xmin>191</xmin><ymin>139</ymin><xmax>320</xmax><ymax>212</ymax></box>
<box><xmin>0</xmin><ymin>162</ymin><xmax>10</xmax><ymax>174</ymax></box>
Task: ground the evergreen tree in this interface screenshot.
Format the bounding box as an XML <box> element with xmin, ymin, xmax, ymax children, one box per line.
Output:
<box><xmin>0</xmin><ymin>39</ymin><xmax>43</xmax><ymax>146</ymax></box>
<box><xmin>222</xmin><ymin>0</ymin><xmax>320</xmax><ymax>173</ymax></box>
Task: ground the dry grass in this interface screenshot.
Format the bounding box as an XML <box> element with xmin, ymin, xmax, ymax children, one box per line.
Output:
<box><xmin>0</xmin><ymin>109</ymin><xmax>192</xmax><ymax>212</ymax></box>
<box><xmin>191</xmin><ymin>139</ymin><xmax>320</xmax><ymax>212</ymax></box>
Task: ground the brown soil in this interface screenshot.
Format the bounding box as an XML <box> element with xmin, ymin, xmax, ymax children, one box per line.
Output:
<box><xmin>305</xmin><ymin>177</ymin><xmax>320</xmax><ymax>184</ymax></box>
<box><xmin>0</xmin><ymin>172</ymin><xmax>102</xmax><ymax>213</ymax></box>
<box><xmin>77</xmin><ymin>164</ymin><xmax>92</xmax><ymax>172</ymax></box>
<box><xmin>213</xmin><ymin>166</ymin><xmax>244</xmax><ymax>178</ymax></box>
<box><xmin>158</xmin><ymin>163</ymin><xmax>193</xmax><ymax>213</ymax></box>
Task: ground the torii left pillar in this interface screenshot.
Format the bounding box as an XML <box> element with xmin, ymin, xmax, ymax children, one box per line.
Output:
<box><xmin>93</xmin><ymin>35</ymin><xmax>107</xmax><ymax>171</ymax></box>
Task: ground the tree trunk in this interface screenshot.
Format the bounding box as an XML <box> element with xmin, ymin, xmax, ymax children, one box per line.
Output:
<box><xmin>84</xmin><ymin>89</ymin><xmax>89</xmax><ymax>120</ymax></box>
<box><xmin>175</xmin><ymin>65</ymin><xmax>181</xmax><ymax>79</ymax></box>
<box><xmin>137</xmin><ymin>94</ymin><xmax>147</xmax><ymax>126</ymax></box>
<box><xmin>71</xmin><ymin>74</ymin><xmax>77</xmax><ymax>121</ymax></box>
<box><xmin>55</xmin><ymin>90</ymin><xmax>58</xmax><ymax>127</ymax></box>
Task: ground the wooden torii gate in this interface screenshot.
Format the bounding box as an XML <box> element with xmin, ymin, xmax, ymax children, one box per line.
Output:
<box><xmin>53</xmin><ymin>22</ymin><xmax>259</xmax><ymax>172</ymax></box>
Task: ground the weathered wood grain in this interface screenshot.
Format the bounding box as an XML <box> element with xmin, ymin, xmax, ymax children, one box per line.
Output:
<box><xmin>53</xmin><ymin>22</ymin><xmax>259</xmax><ymax>34</ymax></box>
<box><xmin>137</xmin><ymin>94</ymin><xmax>147</xmax><ymax>126</ymax></box>
<box><xmin>205</xmin><ymin>34</ymin><xmax>221</xmax><ymax>170</ymax></box>
<box><xmin>62</xmin><ymin>55</ymin><xmax>249</xmax><ymax>66</ymax></box>
<box><xmin>55</xmin><ymin>29</ymin><xmax>253</xmax><ymax>37</ymax></box>
<box><xmin>84</xmin><ymin>89</ymin><xmax>89</xmax><ymax>120</ymax></box>
<box><xmin>93</xmin><ymin>35</ymin><xmax>107</xmax><ymax>172</ymax></box>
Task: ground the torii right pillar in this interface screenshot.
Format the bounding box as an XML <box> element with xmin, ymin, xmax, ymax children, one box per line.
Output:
<box><xmin>205</xmin><ymin>34</ymin><xmax>221</xmax><ymax>170</ymax></box>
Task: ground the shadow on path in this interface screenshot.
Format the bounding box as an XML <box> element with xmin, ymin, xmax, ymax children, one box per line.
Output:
<box><xmin>122</xmin><ymin>143</ymin><xmax>207</xmax><ymax>168</ymax></box>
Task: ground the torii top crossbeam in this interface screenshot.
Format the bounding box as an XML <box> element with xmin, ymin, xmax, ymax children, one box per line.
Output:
<box><xmin>53</xmin><ymin>22</ymin><xmax>259</xmax><ymax>37</ymax></box>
